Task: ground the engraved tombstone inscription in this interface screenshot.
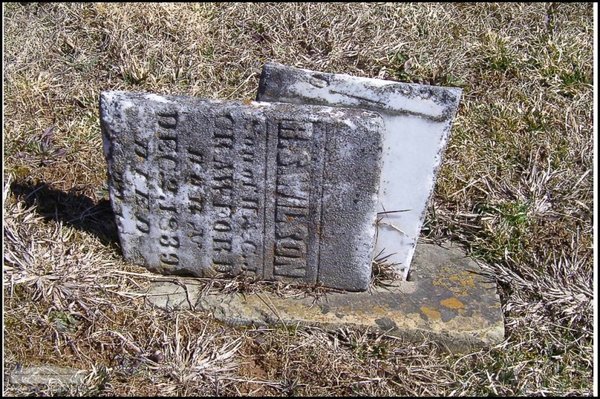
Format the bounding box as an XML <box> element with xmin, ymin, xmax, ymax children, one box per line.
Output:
<box><xmin>257</xmin><ymin>63</ymin><xmax>462</xmax><ymax>280</ymax></box>
<box><xmin>100</xmin><ymin>91</ymin><xmax>384</xmax><ymax>291</ymax></box>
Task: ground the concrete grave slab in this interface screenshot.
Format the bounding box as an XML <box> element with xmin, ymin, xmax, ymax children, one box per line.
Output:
<box><xmin>256</xmin><ymin>63</ymin><xmax>462</xmax><ymax>280</ymax></box>
<box><xmin>100</xmin><ymin>91</ymin><xmax>384</xmax><ymax>291</ymax></box>
<box><xmin>145</xmin><ymin>241</ymin><xmax>504</xmax><ymax>352</ymax></box>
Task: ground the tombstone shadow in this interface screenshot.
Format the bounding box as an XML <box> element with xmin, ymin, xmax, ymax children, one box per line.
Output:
<box><xmin>9</xmin><ymin>181</ymin><xmax>119</xmax><ymax>247</ymax></box>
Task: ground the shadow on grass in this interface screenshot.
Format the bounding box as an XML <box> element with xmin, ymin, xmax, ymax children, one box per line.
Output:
<box><xmin>10</xmin><ymin>181</ymin><xmax>119</xmax><ymax>247</ymax></box>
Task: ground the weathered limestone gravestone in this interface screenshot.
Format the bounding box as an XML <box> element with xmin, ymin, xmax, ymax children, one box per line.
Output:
<box><xmin>100</xmin><ymin>91</ymin><xmax>384</xmax><ymax>291</ymax></box>
<box><xmin>100</xmin><ymin>66</ymin><xmax>503</xmax><ymax>351</ymax></box>
<box><xmin>257</xmin><ymin>63</ymin><xmax>462</xmax><ymax>280</ymax></box>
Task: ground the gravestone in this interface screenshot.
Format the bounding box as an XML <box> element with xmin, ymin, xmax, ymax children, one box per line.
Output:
<box><xmin>257</xmin><ymin>63</ymin><xmax>462</xmax><ymax>280</ymax></box>
<box><xmin>100</xmin><ymin>91</ymin><xmax>385</xmax><ymax>291</ymax></box>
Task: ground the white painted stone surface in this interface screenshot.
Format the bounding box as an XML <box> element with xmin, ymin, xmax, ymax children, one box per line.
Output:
<box><xmin>257</xmin><ymin>63</ymin><xmax>462</xmax><ymax>279</ymax></box>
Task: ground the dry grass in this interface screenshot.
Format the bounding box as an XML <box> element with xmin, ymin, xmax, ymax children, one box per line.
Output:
<box><xmin>3</xmin><ymin>3</ymin><xmax>595</xmax><ymax>396</ymax></box>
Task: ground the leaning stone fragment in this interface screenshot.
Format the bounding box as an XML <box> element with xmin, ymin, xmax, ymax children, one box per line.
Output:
<box><xmin>100</xmin><ymin>91</ymin><xmax>384</xmax><ymax>291</ymax></box>
<box><xmin>257</xmin><ymin>63</ymin><xmax>462</xmax><ymax>280</ymax></box>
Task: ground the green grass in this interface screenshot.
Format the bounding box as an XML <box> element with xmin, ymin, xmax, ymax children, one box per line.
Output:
<box><xmin>3</xmin><ymin>2</ymin><xmax>595</xmax><ymax>396</ymax></box>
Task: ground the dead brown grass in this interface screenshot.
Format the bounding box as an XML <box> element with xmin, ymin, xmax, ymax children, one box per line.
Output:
<box><xmin>3</xmin><ymin>2</ymin><xmax>595</xmax><ymax>396</ymax></box>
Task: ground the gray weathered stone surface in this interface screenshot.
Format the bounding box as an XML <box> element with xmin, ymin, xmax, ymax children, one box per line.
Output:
<box><xmin>257</xmin><ymin>63</ymin><xmax>462</xmax><ymax>280</ymax></box>
<box><xmin>145</xmin><ymin>241</ymin><xmax>504</xmax><ymax>352</ymax></box>
<box><xmin>9</xmin><ymin>366</ymin><xmax>85</xmax><ymax>386</ymax></box>
<box><xmin>100</xmin><ymin>91</ymin><xmax>384</xmax><ymax>291</ymax></box>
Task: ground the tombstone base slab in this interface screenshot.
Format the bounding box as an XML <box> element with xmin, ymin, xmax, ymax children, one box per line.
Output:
<box><xmin>145</xmin><ymin>242</ymin><xmax>504</xmax><ymax>352</ymax></box>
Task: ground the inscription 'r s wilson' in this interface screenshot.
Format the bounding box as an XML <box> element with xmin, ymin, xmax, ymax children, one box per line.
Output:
<box><xmin>273</xmin><ymin>120</ymin><xmax>313</xmax><ymax>278</ymax></box>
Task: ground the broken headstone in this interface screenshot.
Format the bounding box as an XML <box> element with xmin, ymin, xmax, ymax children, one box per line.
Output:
<box><xmin>100</xmin><ymin>91</ymin><xmax>384</xmax><ymax>291</ymax></box>
<box><xmin>256</xmin><ymin>63</ymin><xmax>462</xmax><ymax>280</ymax></box>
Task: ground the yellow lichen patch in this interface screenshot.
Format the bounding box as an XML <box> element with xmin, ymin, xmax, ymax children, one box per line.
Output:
<box><xmin>420</xmin><ymin>306</ymin><xmax>441</xmax><ymax>320</ymax></box>
<box><xmin>432</xmin><ymin>266</ymin><xmax>478</xmax><ymax>297</ymax></box>
<box><xmin>440</xmin><ymin>297</ymin><xmax>465</xmax><ymax>310</ymax></box>
<box><xmin>448</xmin><ymin>272</ymin><xmax>475</xmax><ymax>288</ymax></box>
<box><xmin>371</xmin><ymin>305</ymin><xmax>389</xmax><ymax>316</ymax></box>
